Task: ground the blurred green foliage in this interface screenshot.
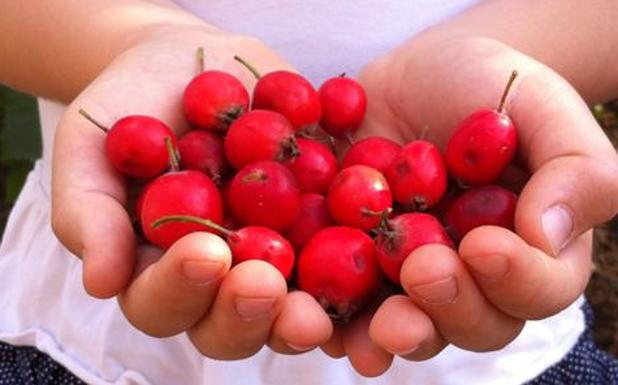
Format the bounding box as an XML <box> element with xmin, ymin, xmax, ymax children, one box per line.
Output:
<box><xmin>0</xmin><ymin>85</ymin><xmax>42</xmax><ymax>237</ymax></box>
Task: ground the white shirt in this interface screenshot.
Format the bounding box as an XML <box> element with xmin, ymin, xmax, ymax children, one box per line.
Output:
<box><xmin>0</xmin><ymin>1</ymin><xmax>584</xmax><ymax>384</ymax></box>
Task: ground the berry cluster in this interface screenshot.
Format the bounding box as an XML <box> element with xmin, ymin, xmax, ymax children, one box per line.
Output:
<box><xmin>80</xmin><ymin>49</ymin><xmax>520</xmax><ymax>323</ymax></box>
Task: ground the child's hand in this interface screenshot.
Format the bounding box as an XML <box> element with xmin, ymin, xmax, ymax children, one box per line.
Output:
<box><xmin>330</xmin><ymin>35</ymin><xmax>618</xmax><ymax>376</ymax></box>
<box><xmin>51</xmin><ymin>29</ymin><xmax>332</xmax><ymax>359</ymax></box>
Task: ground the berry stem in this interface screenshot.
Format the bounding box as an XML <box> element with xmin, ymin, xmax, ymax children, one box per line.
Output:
<box><xmin>165</xmin><ymin>136</ymin><xmax>180</xmax><ymax>172</ymax></box>
<box><xmin>151</xmin><ymin>215</ymin><xmax>233</xmax><ymax>237</ymax></box>
<box><xmin>497</xmin><ymin>70</ymin><xmax>518</xmax><ymax>113</ymax></box>
<box><xmin>233</xmin><ymin>55</ymin><xmax>261</xmax><ymax>79</ymax></box>
<box><xmin>197</xmin><ymin>47</ymin><xmax>205</xmax><ymax>74</ymax></box>
<box><xmin>78</xmin><ymin>108</ymin><xmax>109</xmax><ymax>133</ymax></box>
<box><xmin>345</xmin><ymin>132</ymin><xmax>355</xmax><ymax>146</ymax></box>
<box><xmin>339</xmin><ymin>72</ymin><xmax>346</xmax><ymax>78</ymax></box>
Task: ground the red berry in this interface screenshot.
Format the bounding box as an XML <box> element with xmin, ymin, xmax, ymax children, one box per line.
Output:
<box><xmin>297</xmin><ymin>226</ymin><xmax>382</xmax><ymax>322</ymax></box>
<box><xmin>444</xmin><ymin>185</ymin><xmax>517</xmax><ymax>243</ymax></box>
<box><xmin>182</xmin><ymin>70</ymin><xmax>249</xmax><ymax>132</ymax></box>
<box><xmin>79</xmin><ymin>110</ymin><xmax>178</xmax><ymax>179</ymax></box>
<box><xmin>375</xmin><ymin>213</ymin><xmax>453</xmax><ymax>285</ymax></box>
<box><xmin>152</xmin><ymin>216</ymin><xmax>295</xmax><ymax>279</ymax></box>
<box><xmin>252</xmin><ymin>71</ymin><xmax>321</xmax><ymax>130</ymax></box>
<box><xmin>224</xmin><ymin>110</ymin><xmax>299</xmax><ymax>170</ymax></box>
<box><xmin>284</xmin><ymin>138</ymin><xmax>337</xmax><ymax>194</ymax></box>
<box><xmin>318</xmin><ymin>76</ymin><xmax>367</xmax><ymax>139</ymax></box>
<box><xmin>229</xmin><ymin>226</ymin><xmax>295</xmax><ymax>279</ymax></box>
<box><xmin>284</xmin><ymin>193</ymin><xmax>332</xmax><ymax>251</ymax></box>
<box><xmin>141</xmin><ymin>170</ymin><xmax>223</xmax><ymax>249</ymax></box>
<box><xmin>342</xmin><ymin>136</ymin><xmax>402</xmax><ymax>174</ymax></box>
<box><xmin>228</xmin><ymin>160</ymin><xmax>302</xmax><ymax>230</ymax></box>
<box><xmin>385</xmin><ymin>140</ymin><xmax>447</xmax><ymax>211</ymax></box>
<box><xmin>327</xmin><ymin>165</ymin><xmax>392</xmax><ymax>231</ymax></box>
<box><xmin>445</xmin><ymin>71</ymin><xmax>519</xmax><ymax>185</ymax></box>
<box><xmin>178</xmin><ymin>130</ymin><xmax>229</xmax><ymax>184</ymax></box>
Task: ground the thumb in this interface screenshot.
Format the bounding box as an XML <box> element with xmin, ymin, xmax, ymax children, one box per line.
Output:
<box><xmin>516</xmin><ymin>155</ymin><xmax>618</xmax><ymax>256</ymax></box>
<box><xmin>118</xmin><ymin>232</ymin><xmax>232</xmax><ymax>338</ymax></box>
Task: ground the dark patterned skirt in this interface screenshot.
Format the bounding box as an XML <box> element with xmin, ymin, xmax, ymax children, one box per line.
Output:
<box><xmin>0</xmin><ymin>301</ymin><xmax>616</xmax><ymax>385</ymax></box>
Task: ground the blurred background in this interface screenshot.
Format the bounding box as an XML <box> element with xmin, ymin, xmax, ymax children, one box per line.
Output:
<box><xmin>0</xmin><ymin>84</ymin><xmax>616</xmax><ymax>357</ymax></box>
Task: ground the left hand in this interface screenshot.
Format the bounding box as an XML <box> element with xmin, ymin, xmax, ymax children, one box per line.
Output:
<box><xmin>322</xmin><ymin>34</ymin><xmax>618</xmax><ymax>376</ymax></box>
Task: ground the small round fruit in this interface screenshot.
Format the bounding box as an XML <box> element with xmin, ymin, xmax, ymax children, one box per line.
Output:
<box><xmin>342</xmin><ymin>136</ymin><xmax>402</xmax><ymax>174</ymax></box>
<box><xmin>444</xmin><ymin>185</ymin><xmax>517</xmax><ymax>242</ymax></box>
<box><xmin>141</xmin><ymin>170</ymin><xmax>223</xmax><ymax>249</ymax></box>
<box><xmin>178</xmin><ymin>130</ymin><xmax>228</xmax><ymax>183</ymax></box>
<box><xmin>386</xmin><ymin>140</ymin><xmax>447</xmax><ymax>211</ymax></box>
<box><xmin>319</xmin><ymin>75</ymin><xmax>367</xmax><ymax>139</ymax></box>
<box><xmin>284</xmin><ymin>138</ymin><xmax>337</xmax><ymax>194</ymax></box>
<box><xmin>284</xmin><ymin>193</ymin><xmax>332</xmax><ymax>251</ymax></box>
<box><xmin>327</xmin><ymin>165</ymin><xmax>392</xmax><ymax>231</ymax></box>
<box><xmin>297</xmin><ymin>226</ymin><xmax>381</xmax><ymax>322</ymax></box>
<box><xmin>228</xmin><ymin>160</ymin><xmax>302</xmax><ymax>230</ymax></box>
<box><xmin>375</xmin><ymin>213</ymin><xmax>453</xmax><ymax>285</ymax></box>
<box><xmin>252</xmin><ymin>71</ymin><xmax>321</xmax><ymax>130</ymax></box>
<box><xmin>445</xmin><ymin>71</ymin><xmax>519</xmax><ymax>185</ymax></box>
<box><xmin>224</xmin><ymin>110</ymin><xmax>298</xmax><ymax>169</ymax></box>
<box><xmin>183</xmin><ymin>70</ymin><xmax>249</xmax><ymax>132</ymax></box>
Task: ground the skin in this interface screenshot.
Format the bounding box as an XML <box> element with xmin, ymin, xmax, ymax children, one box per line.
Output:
<box><xmin>1</xmin><ymin>0</ymin><xmax>618</xmax><ymax>378</ymax></box>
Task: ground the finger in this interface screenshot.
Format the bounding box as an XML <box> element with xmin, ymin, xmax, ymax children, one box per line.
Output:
<box><xmin>401</xmin><ymin>244</ymin><xmax>524</xmax><ymax>351</ymax></box>
<box><xmin>510</xmin><ymin>72</ymin><xmax>618</xmax><ymax>256</ymax></box>
<box><xmin>369</xmin><ymin>295</ymin><xmax>447</xmax><ymax>361</ymax></box>
<box><xmin>187</xmin><ymin>260</ymin><xmax>287</xmax><ymax>360</ymax></box>
<box><xmin>343</xmin><ymin>312</ymin><xmax>393</xmax><ymax>378</ymax></box>
<box><xmin>268</xmin><ymin>291</ymin><xmax>333</xmax><ymax>354</ymax></box>
<box><xmin>459</xmin><ymin>226</ymin><xmax>592</xmax><ymax>319</ymax></box>
<box><xmin>52</xmin><ymin>109</ymin><xmax>135</xmax><ymax>299</ymax></box>
<box><xmin>320</xmin><ymin>325</ymin><xmax>346</xmax><ymax>359</ymax></box>
<box><xmin>117</xmin><ymin>232</ymin><xmax>231</xmax><ymax>337</ymax></box>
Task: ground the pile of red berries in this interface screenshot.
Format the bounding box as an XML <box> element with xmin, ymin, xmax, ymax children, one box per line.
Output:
<box><xmin>80</xmin><ymin>49</ymin><xmax>520</xmax><ymax>322</ymax></box>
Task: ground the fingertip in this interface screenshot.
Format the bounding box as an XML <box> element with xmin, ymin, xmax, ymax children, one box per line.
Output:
<box><xmin>344</xmin><ymin>313</ymin><xmax>394</xmax><ymax>377</ymax></box>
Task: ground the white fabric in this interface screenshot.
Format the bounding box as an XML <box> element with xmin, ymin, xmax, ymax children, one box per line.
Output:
<box><xmin>0</xmin><ymin>1</ymin><xmax>586</xmax><ymax>384</ymax></box>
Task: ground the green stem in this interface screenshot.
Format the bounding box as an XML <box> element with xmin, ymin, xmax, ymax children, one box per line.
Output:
<box><xmin>78</xmin><ymin>108</ymin><xmax>109</xmax><ymax>133</ymax></box>
<box><xmin>233</xmin><ymin>55</ymin><xmax>261</xmax><ymax>79</ymax></box>
<box><xmin>151</xmin><ymin>215</ymin><xmax>232</xmax><ymax>237</ymax></box>
<box><xmin>165</xmin><ymin>136</ymin><xmax>180</xmax><ymax>172</ymax></box>
<box><xmin>497</xmin><ymin>70</ymin><xmax>518</xmax><ymax>113</ymax></box>
<box><xmin>197</xmin><ymin>47</ymin><xmax>206</xmax><ymax>73</ymax></box>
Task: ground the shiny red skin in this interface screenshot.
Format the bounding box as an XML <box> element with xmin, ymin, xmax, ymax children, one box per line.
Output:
<box><xmin>183</xmin><ymin>70</ymin><xmax>249</xmax><ymax>132</ymax></box>
<box><xmin>445</xmin><ymin>109</ymin><xmax>518</xmax><ymax>185</ymax></box>
<box><xmin>327</xmin><ymin>165</ymin><xmax>392</xmax><ymax>231</ymax></box>
<box><xmin>252</xmin><ymin>71</ymin><xmax>321</xmax><ymax>130</ymax></box>
<box><xmin>224</xmin><ymin>110</ymin><xmax>297</xmax><ymax>169</ymax></box>
<box><xmin>385</xmin><ymin>140</ymin><xmax>447</xmax><ymax>211</ymax></box>
<box><xmin>444</xmin><ymin>185</ymin><xmax>517</xmax><ymax>243</ymax></box>
<box><xmin>342</xmin><ymin>136</ymin><xmax>402</xmax><ymax>174</ymax></box>
<box><xmin>284</xmin><ymin>138</ymin><xmax>337</xmax><ymax>194</ymax></box>
<box><xmin>178</xmin><ymin>130</ymin><xmax>228</xmax><ymax>184</ymax></box>
<box><xmin>229</xmin><ymin>226</ymin><xmax>295</xmax><ymax>280</ymax></box>
<box><xmin>105</xmin><ymin>116</ymin><xmax>177</xmax><ymax>179</ymax></box>
<box><xmin>375</xmin><ymin>213</ymin><xmax>453</xmax><ymax>285</ymax></box>
<box><xmin>318</xmin><ymin>76</ymin><xmax>367</xmax><ymax>139</ymax></box>
<box><xmin>141</xmin><ymin>171</ymin><xmax>223</xmax><ymax>249</ymax></box>
<box><xmin>284</xmin><ymin>193</ymin><xmax>332</xmax><ymax>251</ymax></box>
<box><xmin>228</xmin><ymin>161</ymin><xmax>302</xmax><ymax>230</ymax></box>
<box><xmin>297</xmin><ymin>226</ymin><xmax>382</xmax><ymax>322</ymax></box>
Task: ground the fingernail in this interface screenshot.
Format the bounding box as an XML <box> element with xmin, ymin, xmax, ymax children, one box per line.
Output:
<box><xmin>466</xmin><ymin>254</ymin><xmax>509</xmax><ymax>279</ymax></box>
<box><xmin>235</xmin><ymin>297</ymin><xmax>277</xmax><ymax>321</ymax></box>
<box><xmin>542</xmin><ymin>204</ymin><xmax>574</xmax><ymax>256</ymax></box>
<box><xmin>286</xmin><ymin>342</ymin><xmax>315</xmax><ymax>352</ymax></box>
<box><xmin>392</xmin><ymin>345</ymin><xmax>420</xmax><ymax>356</ymax></box>
<box><xmin>409</xmin><ymin>276</ymin><xmax>458</xmax><ymax>305</ymax></box>
<box><xmin>182</xmin><ymin>260</ymin><xmax>225</xmax><ymax>286</ymax></box>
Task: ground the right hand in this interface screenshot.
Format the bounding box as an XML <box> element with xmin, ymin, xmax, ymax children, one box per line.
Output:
<box><xmin>51</xmin><ymin>28</ymin><xmax>333</xmax><ymax>359</ymax></box>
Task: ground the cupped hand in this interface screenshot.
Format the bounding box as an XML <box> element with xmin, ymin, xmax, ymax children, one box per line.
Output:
<box><xmin>51</xmin><ymin>28</ymin><xmax>332</xmax><ymax>359</ymax></box>
<box><xmin>334</xmin><ymin>35</ymin><xmax>618</xmax><ymax>376</ymax></box>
